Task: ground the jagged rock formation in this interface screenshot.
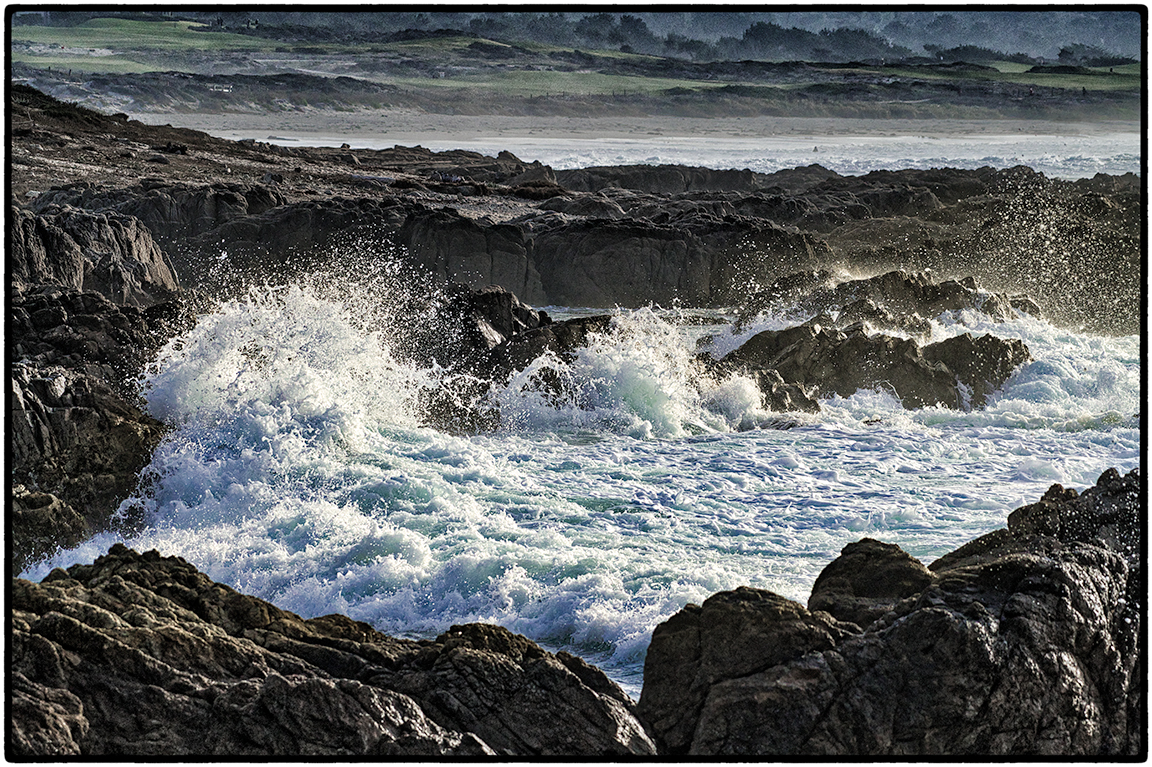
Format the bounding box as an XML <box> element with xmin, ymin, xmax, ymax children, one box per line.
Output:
<box><xmin>637</xmin><ymin>468</ymin><xmax>1142</xmax><ymax>756</ymax></box>
<box><xmin>11</xmin><ymin>204</ymin><xmax>180</xmax><ymax>307</ymax></box>
<box><xmin>12</xmin><ymin>86</ymin><xmax>1140</xmax><ymax>331</ymax></box>
<box><xmin>10</xmin><ymin>545</ymin><xmax>656</xmax><ymax>756</ymax></box>
<box><xmin>717</xmin><ymin>322</ymin><xmax>1030</xmax><ymax>410</ymax></box>
<box><xmin>735</xmin><ymin>269</ymin><xmax>1040</xmax><ymax>334</ymax></box>
<box><xmin>9</xmin><ymin>283</ymin><xmax>198</xmax><ymax>574</ymax></box>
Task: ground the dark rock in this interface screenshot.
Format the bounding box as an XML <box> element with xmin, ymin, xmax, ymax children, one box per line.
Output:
<box><xmin>931</xmin><ymin>467</ymin><xmax>1141</xmax><ymax>572</ymax></box>
<box><xmin>721</xmin><ymin>323</ymin><xmax>1029</xmax><ymax>411</ymax></box>
<box><xmin>10</xmin><ymin>362</ymin><xmax>165</xmax><ymax>574</ymax></box>
<box><xmin>10</xmin><ymin>205</ymin><xmax>180</xmax><ymax>307</ymax></box>
<box><xmin>638</xmin><ymin>468</ymin><xmax>1142</xmax><ymax>756</ymax></box>
<box><xmin>724</xmin><ymin>325</ymin><xmax>957</xmax><ymax>407</ymax></box>
<box><xmin>556</xmin><ymin>164</ymin><xmax>766</xmax><ymax>195</ymax></box>
<box><xmin>807</xmin><ymin>538</ymin><xmax>936</xmax><ymax>628</ymax></box>
<box><xmin>636</xmin><ymin>586</ymin><xmax>859</xmax><ymax>754</ymax></box>
<box><xmin>11</xmin><ymin>545</ymin><xmax>656</xmax><ymax>756</ymax></box>
<box><xmin>505</xmin><ymin>161</ymin><xmax>557</xmax><ymax>187</ymax></box>
<box><xmin>739</xmin><ymin>269</ymin><xmax>1027</xmax><ymax>330</ymax></box>
<box><xmin>398</xmin><ymin>207</ymin><xmax>546</xmax><ymax>304</ymax></box>
<box><xmin>740</xmin><ymin>367</ymin><xmax>821</xmax><ymax>414</ymax></box>
<box><xmin>922</xmin><ymin>332</ymin><xmax>1032</xmax><ymax>408</ymax></box>
<box><xmin>539</xmin><ymin>193</ymin><xmax>627</xmax><ymax>219</ymax></box>
<box><xmin>696</xmin><ymin>353</ymin><xmax>820</xmax><ymax>415</ymax></box>
<box><xmin>30</xmin><ymin>180</ymin><xmax>288</xmax><ymax>259</ymax></box>
<box><xmin>483</xmin><ymin>314</ymin><xmax>614</xmax><ymax>387</ymax></box>
<box><xmin>532</xmin><ymin>217</ymin><xmax>828</xmax><ymax>308</ymax></box>
<box><xmin>11</xmin><ymin>486</ymin><xmax>90</xmax><ymax>576</ymax></box>
<box><xmin>415</xmin><ymin>283</ymin><xmax>552</xmax><ymax>372</ymax></box>
<box><xmin>10</xmin><ymin>285</ymin><xmax>196</xmax><ymax>400</ymax></box>
<box><xmin>509</xmin><ymin>179</ymin><xmax>568</xmax><ymax>200</ymax></box>
<box><xmin>836</xmin><ymin>297</ymin><xmax>933</xmax><ymax>337</ymax></box>
<box><xmin>9</xmin><ymin>285</ymin><xmax>198</xmax><ymax>573</ymax></box>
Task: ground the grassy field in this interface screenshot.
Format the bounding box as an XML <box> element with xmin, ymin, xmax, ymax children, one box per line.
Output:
<box><xmin>11</xmin><ymin>18</ymin><xmax>279</xmax><ymax>51</ymax></box>
<box><xmin>9</xmin><ymin>16</ymin><xmax>1140</xmax><ymax>122</ymax></box>
<box><xmin>882</xmin><ymin>62</ymin><xmax>1141</xmax><ymax>92</ymax></box>
<box><xmin>389</xmin><ymin>70</ymin><xmax>734</xmax><ymax>97</ymax></box>
<box><xmin>10</xmin><ymin>54</ymin><xmax>156</xmax><ymax>74</ymax></box>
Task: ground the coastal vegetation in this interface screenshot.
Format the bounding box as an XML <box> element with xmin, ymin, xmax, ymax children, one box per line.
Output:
<box><xmin>10</xmin><ymin>12</ymin><xmax>1142</xmax><ymax>122</ymax></box>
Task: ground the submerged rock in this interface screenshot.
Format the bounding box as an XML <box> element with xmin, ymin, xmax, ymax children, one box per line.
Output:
<box><xmin>10</xmin><ymin>545</ymin><xmax>656</xmax><ymax>756</ymax></box>
<box><xmin>637</xmin><ymin>468</ymin><xmax>1142</xmax><ymax>756</ymax></box>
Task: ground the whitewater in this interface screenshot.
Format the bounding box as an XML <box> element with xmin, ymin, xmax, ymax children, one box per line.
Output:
<box><xmin>20</xmin><ymin>151</ymin><xmax>1142</xmax><ymax>699</ymax></box>
<box><xmin>246</xmin><ymin>130</ymin><xmax>1142</xmax><ymax>180</ymax></box>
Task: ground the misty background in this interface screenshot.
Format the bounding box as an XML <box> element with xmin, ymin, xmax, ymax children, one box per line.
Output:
<box><xmin>15</xmin><ymin>10</ymin><xmax>1141</xmax><ymax>64</ymax></box>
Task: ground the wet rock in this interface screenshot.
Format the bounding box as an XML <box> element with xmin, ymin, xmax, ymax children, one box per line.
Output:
<box><xmin>638</xmin><ymin>468</ymin><xmax>1142</xmax><ymax>756</ymax></box>
<box><xmin>11</xmin><ymin>486</ymin><xmax>90</xmax><ymax>577</ymax></box>
<box><xmin>932</xmin><ymin>467</ymin><xmax>1141</xmax><ymax>572</ymax></box>
<box><xmin>10</xmin><ymin>362</ymin><xmax>165</xmax><ymax>573</ymax></box>
<box><xmin>636</xmin><ymin>586</ymin><xmax>859</xmax><ymax>754</ymax></box>
<box><xmin>836</xmin><ymin>297</ymin><xmax>934</xmax><ymax>337</ymax></box>
<box><xmin>483</xmin><ymin>314</ymin><xmax>614</xmax><ymax>386</ymax></box>
<box><xmin>398</xmin><ymin>207</ymin><xmax>546</xmax><ymax>303</ymax></box>
<box><xmin>721</xmin><ymin>323</ymin><xmax>1029</xmax><ymax>410</ymax></box>
<box><xmin>9</xmin><ymin>285</ymin><xmax>198</xmax><ymax>573</ymax></box>
<box><xmin>922</xmin><ymin>331</ymin><xmax>1032</xmax><ymax>408</ymax></box>
<box><xmin>532</xmin><ymin>217</ymin><xmax>828</xmax><ymax>308</ymax></box>
<box><xmin>738</xmin><ymin>270</ymin><xmax>1027</xmax><ymax>329</ymax></box>
<box><xmin>10</xmin><ymin>286</ymin><xmax>195</xmax><ymax>393</ymax></box>
<box><xmin>697</xmin><ymin>353</ymin><xmax>821</xmax><ymax>414</ymax></box>
<box><xmin>417</xmin><ymin>283</ymin><xmax>552</xmax><ymax>372</ymax></box>
<box><xmin>11</xmin><ymin>545</ymin><xmax>655</xmax><ymax>756</ymax></box>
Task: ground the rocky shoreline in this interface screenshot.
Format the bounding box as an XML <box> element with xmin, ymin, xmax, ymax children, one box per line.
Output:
<box><xmin>11</xmin><ymin>468</ymin><xmax>1142</xmax><ymax>755</ymax></box>
<box><xmin>8</xmin><ymin>86</ymin><xmax>1144</xmax><ymax>756</ymax></box>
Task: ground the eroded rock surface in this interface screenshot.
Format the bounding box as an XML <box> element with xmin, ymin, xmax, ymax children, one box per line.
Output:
<box><xmin>638</xmin><ymin>468</ymin><xmax>1142</xmax><ymax>756</ymax></box>
<box><xmin>719</xmin><ymin>322</ymin><xmax>1030</xmax><ymax>410</ymax></box>
<box><xmin>11</xmin><ymin>545</ymin><xmax>656</xmax><ymax>757</ymax></box>
<box><xmin>11</xmin><ymin>204</ymin><xmax>180</xmax><ymax>307</ymax></box>
<box><xmin>9</xmin><ymin>285</ymin><xmax>197</xmax><ymax>574</ymax></box>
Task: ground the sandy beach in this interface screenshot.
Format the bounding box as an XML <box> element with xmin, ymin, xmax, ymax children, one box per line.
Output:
<box><xmin>133</xmin><ymin>109</ymin><xmax>1139</xmax><ymax>145</ymax></box>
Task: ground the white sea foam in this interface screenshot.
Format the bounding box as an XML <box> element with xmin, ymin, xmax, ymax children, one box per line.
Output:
<box><xmin>22</xmin><ymin>277</ymin><xmax>1139</xmax><ymax>697</ymax></box>
<box><xmin>253</xmin><ymin>132</ymin><xmax>1141</xmax><ymax>180</ymax></box>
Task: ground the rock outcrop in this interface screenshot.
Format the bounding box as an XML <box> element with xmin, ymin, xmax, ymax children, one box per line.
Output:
<box><xmin>12</xmin><ymin>86</ymin><xmax>1141</xmax><ymax>332</ymax></box>
<box><xmin>638</xmin><ymin>468</ymin><xmax>1142</xmax><ymax>756</ymax></box>
<box><xmin>9</xmin><ymin>285</ymin><xmax>197</xmax><ymax>573</ymax></box>
<box><xmin>718</xmin><ymin>322</ymin><xmax>1031</xmax><ymax>410</ymax></box>
<box><xmin>11</xmin><ymin>545</ymin><xmax>656</xmax><ymax>756</ymax></box>
<box><xmin>736</xmin><ymin>269</ymin><xmax>1039</xmax><ymax>334</ymax></box>
<box><xmin>11</xmin><ymin>204</ymin><xmax>180</xmax><ymax>307</ymax></box>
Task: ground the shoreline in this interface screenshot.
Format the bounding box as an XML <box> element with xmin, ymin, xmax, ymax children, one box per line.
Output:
<box><xmin>131</xmin><ymin>110</ymin><xmax>1140</xmax><ymax>144</ymax></box>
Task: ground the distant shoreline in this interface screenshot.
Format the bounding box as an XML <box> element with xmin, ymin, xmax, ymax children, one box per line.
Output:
<box><xmin>132</xmin><ymin>110</ymin><xmax>1139</xmax><ymax>145</ymax></box>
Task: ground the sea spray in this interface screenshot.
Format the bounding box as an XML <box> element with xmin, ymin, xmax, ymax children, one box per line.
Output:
<box><xmin>21</xmin><ymin>277</ymin><xmax>1139</xmax><ymax>698</ymax></box>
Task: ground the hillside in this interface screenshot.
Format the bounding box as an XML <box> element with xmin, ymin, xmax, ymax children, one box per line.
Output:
<box><xmin>10</xmin><ymin>16</ymin><xmax>1142</xmax><ymax>122</ymax></box>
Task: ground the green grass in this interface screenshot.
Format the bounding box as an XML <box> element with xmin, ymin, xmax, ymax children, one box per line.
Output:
<box><xmin>11</xmin><ymin>53</ymin><xmax>156</xmax><ymax>73</ymax></box>
<box><xmin>388</xmin><ymin>69</ymin><xmax>729</xmax><ymax>97</ymax></box>
<box><xmin>882</xmin><ymin>63</ymin><xmax>1140</xmax><ymax>92</ymax></box>
<box><xmin>12</xmin><ymin>18</ymin><xmax>281</xmax><ymax>52</ymax></box>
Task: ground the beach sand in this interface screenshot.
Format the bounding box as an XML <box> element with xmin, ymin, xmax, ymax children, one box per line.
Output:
<box><xmin>133</xmin><ymin>109</ymin><xmax>1139</xmax><ymax>146</ymax></box>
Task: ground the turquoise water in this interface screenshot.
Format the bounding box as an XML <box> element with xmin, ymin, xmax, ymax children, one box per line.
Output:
<box><xmin>23</xmin><ymin>276</ymin><xmax>1140</xmax><ymax>697</ymax></box>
